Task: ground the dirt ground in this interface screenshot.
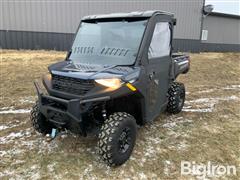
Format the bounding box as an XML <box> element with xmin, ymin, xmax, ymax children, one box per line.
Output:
<box><xmin>0</xmin><ymin>50</ymin><xmax>239</xmax><ymax>179</ymax></box>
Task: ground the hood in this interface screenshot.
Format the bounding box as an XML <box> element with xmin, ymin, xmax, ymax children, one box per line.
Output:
<box><xmin>48</xmin><ymin>61</ymin><xmax>140</xmax><ymax>81</ymax></box>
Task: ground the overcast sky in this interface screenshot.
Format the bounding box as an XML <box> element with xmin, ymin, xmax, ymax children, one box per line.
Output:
<box><xmin>205</xmin><ymin>0</ymin><xmax>240</xmax><ymax>15</ymax></box>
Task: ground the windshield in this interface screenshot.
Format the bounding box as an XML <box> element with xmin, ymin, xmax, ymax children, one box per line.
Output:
<box><xmin>69</xmin><ymin>20</ymin><xmax>147</xmax><ymax>65</ymax></box>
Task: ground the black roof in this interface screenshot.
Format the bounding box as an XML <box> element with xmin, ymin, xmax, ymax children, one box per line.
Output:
<box><xmin>209</xmin><ymin>12</ymin><xmax>240</xmax><ymax>19</ymax></box>
<box><xmin>82</xmin><ymin>10</ymin><xmax>174</xmax><ymax>20</ymax></box>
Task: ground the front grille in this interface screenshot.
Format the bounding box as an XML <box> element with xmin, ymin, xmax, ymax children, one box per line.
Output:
<box><xmin>52</xmin><ymin>74</ymin><xmax>95</xmax><ymax>95</ymax></box>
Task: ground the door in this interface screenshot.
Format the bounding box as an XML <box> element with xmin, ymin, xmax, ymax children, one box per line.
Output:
<box><xmin>146</xmin><ymin>21</ymin><xmax>172</xmax><ymax>121</ymax></box>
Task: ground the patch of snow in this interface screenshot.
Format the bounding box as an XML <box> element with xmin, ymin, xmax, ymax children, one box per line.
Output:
<box><xmin>0</xmin><ymin>132</ymin><xmax>25</xmax><ymax>144</ymax></box>
<box><xmin>0</xmin><ymin>125</ymin><xmax>9</xmax><ymax>131</ymax></box>
<box><xmin>222</xmin><ymin>85</ymin><xmax>240</xmax><ymax>90</ymax></box>
<box><xmin>137</xmin><ymin>156</ymin><xmax>146</xmax><ymax>168</ymax></box>
<box><xmin>197</xmin><ymin>89</ymin><xmax>216</xmax><ymax>94</ymax></box>
<box><xmin>11</xmin><ymin>159</ymin><xmax>26</xmax><ymax>165</ymax></box>
<box><xmin>141</xmin><ymin>157</ymin><xmax>146</xmax><ymax>163</ymax></box>
<box><xmin>27</xmin><ymin>165</ymin><xmax>41</xmax><ymax>179</ymax></box>
<box><xmin>162</xmin><ymin>122</ymin><xmax>177</xmax><ymax>129</ymax></box>
<box><xmin>104</xmin><ymin>166</ymin><xmax>112</xmax><ymax>176</ymax></box>
<box><xmin>83</xmin><ymin>164</ymin><xmax>93</xmax><ymax>176</ymax></box>
<box><xmin>0</xmin><ymin>169</ymin><xmax>15</xmax><ymax>178</ymax></box>
<box><xmin>0</xmin><ymin>98</ymin><xmax>36</xmax><ymax>113</ymax></box>
<box><xmin>31</xmin><ymin>171</ymin><xmax>41</xmax><ymax>179</ymax></box>
<box><xmin>0</xmin><ymin>108</ymin><xmax>31</xmax><ymax>114</ymax></box>
<box><xmin>138</xmin><ymin>172</ymin><xmax>147</xmax><ymax>179</ymax></box>
<box><xmin>144</xmin><ymin>144</ymin><xmax>157</xmax><ymax>158</ymax></box>
<box><xmin>6</xmin><ymin>148</ymin><xmax>26</xmax><ymax>156</ymax></box>
<box><xmin>196</xmin><ymin>85</ymin><xmax>240</xmax><ymax>94</ymax></box>
<box><xmin>37</xmin><ymin>139</ymin><xmax>59</xmax><ymax>153</ymax></box>
<box><xmin>221</xmin><ymin>115</ymin><xmax>229</xmax><ymax>118</ymax></box>
<box><xmin>4</xmin><ymin>130</ymin><xmax>60</xmax><ymax>155</ymax></box>
<box><xmin>120</xmin><ymin>169</ymin><xmax>125</xmax><ymax>176</ymax></box>
<box><xmin>163</xmin><ymin>160</ymin><xmax>172</xmax><ymax>175</ymax></box>
<box><xmin>60</xmin><ymin>134</ymin><xmax>68</xmax><ymax>139</ymax></box>
<box><xmin>183</xmin><ymin>105</ymin><xmax>192</xmax><ymax>109</ymax></box>
<box><xmin>0</xmin><ymin>121</ymin><xmax>27</xmax><ymax>131</ymax></box>
<box><xmin>0</xmin><ymin>130</ymin><xmax>31</xmax><ymax>144</ymax></box>
<box><xmin>147</xmin><ymin>137</ymin><xmax>162</xmax><ymax>144</ymax></box>
<box><xmin>231</xmin><ymin>85</ymin><xmax>240</xmax><ymax>88</ymax></box>
<box><xmin>0</xmin><ymin>106</ymin><xmax>14</xmax><ymax>110</ymax></box>
<box><xmin>140</xmin><ymin>116</ymin><xmax>192</xmax><ymax>161</ymax></box>
<box><xmin>187</xmin><ymin>98</ymin><xmax>211</xmax><ymax>103</ymax></box>
<box><xmin>130</xmin><ymin>166</ymin><xmax>135</xmax><ymax>173</ymax></box>
<box><xmin>175</xmin><ymin>117</ymin><xmax>184</xmax><ymax>120</ymax></box>
<box><xmin>162</xmin><ymin>119</ymin><xmax>193</xmax><ymax>129</ymax></box>
<box><xmin>165</xmin><ymin>160</ymin><xmax>171</xmax><ymax>165</ymax></box>
<box><xmin>20</xmin><ymin>140</ymin><xmax>37</xmax><ymax>150</ymax></box>
<box><xmin>86</xmin><ymin>148</ymin><xmax>92</xmax><ymax>152</ymax></box>
<box><xmin>184</xmin><ymin>96</ymin><xmax>240</xmax><ymax>113</ymax></box>
<box><xmin>0</xmin><ymin>151</ymin><xmax>7</xmax><ymax>157</ymax></box>
<box><xmin>130</xmin><ymin>156</ymin><xmax>136</xmax><ymax>161</ymax></box>
<box><xmin>19</xmin><ymin>96</ymin><xmax>35</xmax><ymax>104</ymax></box>
<box><xmin>217</xmin><ymin>96</ymin><xmax>238</xmax><ymax>101</ymax></box>
<box><xmin>19</xmin><ymin>99</ymin><xmax>35</xmax><ymax>104</ymax></box>
<box><xmin>47</xmin><ymin>163</ymin><xmax>56</xmax><ymax>172</ymax></box>
<box><xmin>176</xmin><ymin>141</ymin><xmax>188</xmax><ymax>150</ymax></box>
<box><xmin>183</xmin><ymin>108</ymin><xmax>213</xmax><ymax>112</ymax></box>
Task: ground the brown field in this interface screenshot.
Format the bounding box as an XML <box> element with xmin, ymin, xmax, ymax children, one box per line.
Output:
<box><xmin>0</xmin><ymin>50</ymin><xmax>240</xmax><ymax>179</ymax></box>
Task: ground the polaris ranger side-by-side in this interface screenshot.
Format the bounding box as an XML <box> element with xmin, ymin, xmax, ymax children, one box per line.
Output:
<box><xmin>31</xmin><ymin>10</ymin><xmax>190</xmax><ymax>166</ymax></box>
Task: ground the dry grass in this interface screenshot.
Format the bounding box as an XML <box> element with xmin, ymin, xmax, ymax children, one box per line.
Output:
<box><xmin>0</xmin><ymin>50</ymin><xmax>240</xmax><ymax>179</ymax></box>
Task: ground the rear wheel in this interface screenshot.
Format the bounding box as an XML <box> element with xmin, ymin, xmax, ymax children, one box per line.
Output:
<box><xmin>166</xmin><ymin>82</ymin><xmax>185</xmax><ymax>114</ymax></box>
<box><xmin>30</xmin><ymin>101</ymin><xmax>53</xmax><ymax>134</ymax></box>
<box><xmin>98</xmin><ymin>112</ymin><xmax>137</xmax><ymax>166</ymax></box>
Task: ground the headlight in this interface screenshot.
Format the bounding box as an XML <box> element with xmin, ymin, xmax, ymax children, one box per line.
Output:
<box><xmin>95</xmin><ymin>78</ymin><xmax>123</xmax><ymax>89</ymax></box>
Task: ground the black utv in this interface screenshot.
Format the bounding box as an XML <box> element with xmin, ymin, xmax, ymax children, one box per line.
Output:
<box><xmin>31</xmin><ymin>10</ymin><xmax>190</xmax><ymax>166</ymax></box>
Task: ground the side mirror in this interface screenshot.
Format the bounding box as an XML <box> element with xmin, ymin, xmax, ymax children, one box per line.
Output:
<box><xmin>203</xmin><ymin>4</ymin><xmax>214</xmax><ymax>15</ymax></box>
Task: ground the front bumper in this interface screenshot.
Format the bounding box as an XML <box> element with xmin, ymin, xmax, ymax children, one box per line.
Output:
<box><xmin>34</xmin><ymin>82</ymin><xmax>110</xmax><ymax>136</ymax></box>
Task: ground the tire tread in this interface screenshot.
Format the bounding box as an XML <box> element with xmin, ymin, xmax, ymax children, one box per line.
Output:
<box><xmin>98</xmin><ymin>112</ymin><xmax>135</xmax><ymax>166</ymax></box>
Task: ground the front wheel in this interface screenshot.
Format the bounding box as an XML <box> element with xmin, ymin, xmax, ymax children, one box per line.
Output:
<box><xmin>30</xmin><ymin>101</ymin><xmax>53</xmax><ymax>134</ymax></box>
<box><xmin>97</xmin><ymin>112</ymin><xmax>137</xmax><ymax>166</ymax></box>
<box><xmin>166</xmin><ymin>82</ymin><xmax>185</xmax><ymax>114</ymax></box>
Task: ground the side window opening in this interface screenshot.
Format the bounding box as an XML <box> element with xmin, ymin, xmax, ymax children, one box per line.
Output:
<box><xmin>148</xmin><ymin>22</ymin><xmax>171</xmax><ymax>59</ymax></box>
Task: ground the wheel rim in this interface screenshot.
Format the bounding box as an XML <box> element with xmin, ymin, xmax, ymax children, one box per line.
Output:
<box><xmin>118</xmin><ymin>127</ymin><xmax>131</xmax><ymax>154</ymax></box>
<box><xmin>178</xmin><ymin>91</ymin><xmax>185</xmax><ymax>108</ymax></box>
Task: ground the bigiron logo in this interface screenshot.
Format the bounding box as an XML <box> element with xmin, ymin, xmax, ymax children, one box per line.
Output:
<box><xmin>181</xmin><ymin>161</ymin><xmax>237</xmax><ymax>179</ymax></box>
